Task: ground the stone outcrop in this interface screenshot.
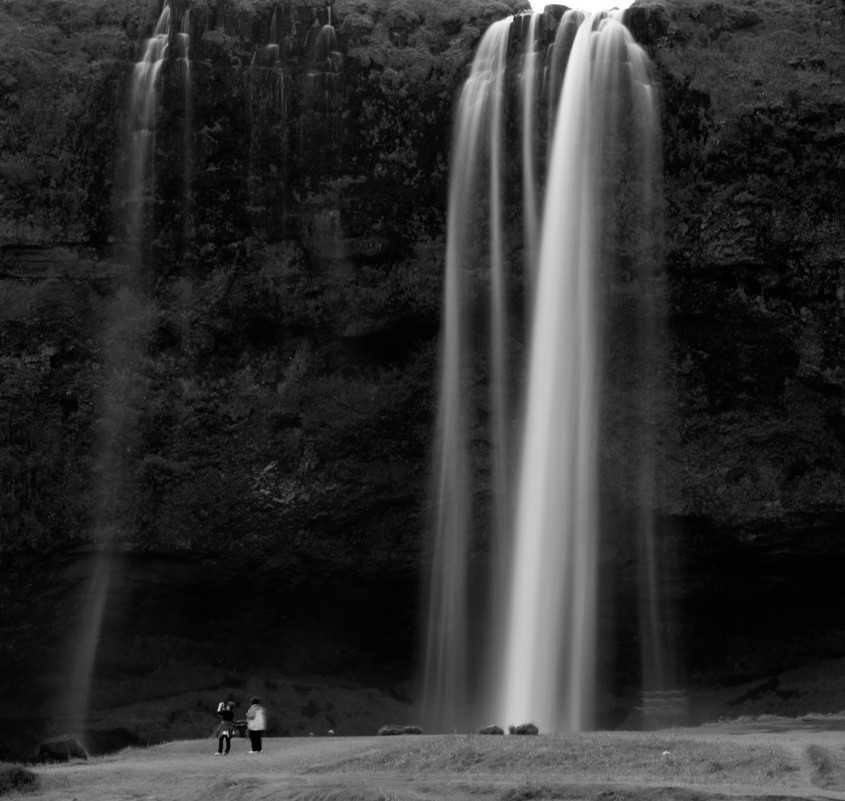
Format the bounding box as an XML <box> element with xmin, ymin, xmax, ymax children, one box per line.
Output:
<box><xmin>1</xmin><ymin>0</ymin><xmax>845</xmax><ymax>755</ymax></box>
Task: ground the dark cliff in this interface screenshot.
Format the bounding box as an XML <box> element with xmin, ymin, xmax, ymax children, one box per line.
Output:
<box><xmin>1</xmin><ymin>0</ymin><xmax>845</xmax><ymax>756</ymax></box>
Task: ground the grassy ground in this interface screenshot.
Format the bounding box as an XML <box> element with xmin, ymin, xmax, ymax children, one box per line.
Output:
<box><xmin>12</xmin><ymin>720</ymin><xmax>845</xmax><ymax>801</ymax></box>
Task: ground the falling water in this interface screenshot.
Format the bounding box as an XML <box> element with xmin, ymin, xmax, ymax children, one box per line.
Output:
<box><xmin>422</xmin><ymin>18</ymin><xmax>512</xmax><ymax>733</ymax></box>
<box><xmin>521</xmin><ymin>13</ymin><xmax>541</xmax><ymax>287</ymax></box>
<box><xmin>545</xmin><ymin>9</ymin><xmax>585</xmax><ymax>146</ymax></box>
<box><xmin>179</xmin><ymin>8</ymin><xmax>193</xmax><ymax>248</ymax></box>
<box><xmin>504</xmin><ymin>13</ymin><xmax>662</xmax><ymax>733</ymax></box>
<box><xmin>56</xmin><ymin>2</ymin><xmax>172</xmax><ymax>740</ymax></box>
<box><xmin>125</xmin><ymin>3</ymin><xmax>171</xmax><ymax>260</ymax></box>
<box><xmin>424</xmin><ymin>9</ymin><xmax>666</xmax><ymax>734</ymax></box>
<box><xmin>498</xmin><ymin>17</ymin><xmax>602</xmax><ymax>734</ymax></box>
<box><xmin>313</xmin><ymin>15</ymin><xmax>342</xmax><ymax>122</ymax></box>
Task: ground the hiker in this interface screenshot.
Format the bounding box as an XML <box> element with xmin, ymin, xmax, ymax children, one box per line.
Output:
<box><xmin>215</xmin><ymin>701</ymin><xmax>236</xmax><ymax>755</ymax></box>
<box><xmin>246</xmin><ymin>697</ymin><xmax>267</xmax><ymax>753</ymax></box>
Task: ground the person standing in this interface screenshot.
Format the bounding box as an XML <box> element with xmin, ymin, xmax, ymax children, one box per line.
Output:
<box><xmin>246</xmin><ymin>697</ymin><xmax>266</xmax><ymax>753</ymax></box>
<box><xmin>215</xmin><ymin>701</ymin><xmax>236</xmax><ymax>755</ymax></box>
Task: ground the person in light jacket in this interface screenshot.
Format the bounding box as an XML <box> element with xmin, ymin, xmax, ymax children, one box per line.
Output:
<box><xmin>246</xmin><ymin>697</ymin><xmax>267</xmax><ymax>753</ymax></box>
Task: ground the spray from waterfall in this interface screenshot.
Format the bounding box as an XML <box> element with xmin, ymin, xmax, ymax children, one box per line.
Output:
<box><xmin>55</xmin><ymin>2</ymin><xmax>174</xmax><ymax>740</ymax></box>
<box><xmin>424</xmin><ymin>9</ymin><xmax>669</xmax><ymax>733</ymax></box>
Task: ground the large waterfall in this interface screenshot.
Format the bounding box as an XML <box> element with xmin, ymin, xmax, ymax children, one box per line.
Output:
<box><xmin>423</xmin><ymin>9</ymin><xmax>667</xmax><ymax>733</ymax></box>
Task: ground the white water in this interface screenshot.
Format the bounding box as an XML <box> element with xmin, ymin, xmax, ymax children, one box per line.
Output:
<box><xmin>422</xmin><ymin>18</ymin><xmax>511</xmax><ymax>732</ymax></box>
<box><xmin>498</xmin><ymin>17</ymin><xmax>600</xmax><ymax>734</ymax></box>
<box><xmin>521</xmin><ymin>13</ymin><xmax>541</xmax><ymax>290</ymax></box>
<box><xmin>126</xmin><ymin>3</ymin><xmax>171</xmax><ymax>250</ymax></box>
<box><xmin>425</xmin><ymin>10</ymin><xmax>664</xmax><ymax>733</ymax></box>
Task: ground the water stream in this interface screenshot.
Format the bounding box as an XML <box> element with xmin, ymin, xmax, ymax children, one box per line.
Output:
<box><xmin>56</xmin><ymin>1</ymin><xmax>182</xmax><ymax>741</ymax></box>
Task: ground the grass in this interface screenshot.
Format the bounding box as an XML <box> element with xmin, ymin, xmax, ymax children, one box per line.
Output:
<box><xmin>16</xmin><ymin>729</ymin><xmax>817</xmax><ymax>801</ymax></box>
<box><xmin>305</xmin><ymin>732</ymin><xmax>800</xmax><ymax>787</ymax></box>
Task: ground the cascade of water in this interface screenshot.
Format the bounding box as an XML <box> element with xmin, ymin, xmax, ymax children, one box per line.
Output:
<box><xmin>300</xmin><ymin>4</ymin><xmax>341</xmax><ymax>181</ymax></box>
<box><xmin>179</xmin><ymin>9</ymin><xmax>190</xmax><ymax>87</ymax></box>
<box><xmin>422</xmin><ymin>17</ymin><xmax>512</xmax><ymax>733</ymax></box>
<box><xmin>315</xmin><ymin>20</ymin><xmax>342</xmax><ymax>117</ymax></box>
<box><xmin>55</xmin><ymin>2</ymin><xmax>173</xmax><ymax>741</ymax></box>
<box><xmin>499</xmin><ymin>13</ymin><xmax>663</xmax><ymax>734</ymax></box>
<box><xmin>545</xmin><ymin>9</ymin><xmax>585</xmax><ymax>148</ymax></box>
<box><xmin>270</xmin><ymin>4</ymin><xmax>279</xmax><ymax>47</ymax></box>
<box><xmin>521</xmin><ymin>13</ymin><xmax>541</xmax><ymax>290</ymax></box>
<box><xmin>498</xmin><ymin>16</ymin><xmax>601</xmax><ymax>734</ymax></box>
<box><xmin>126</xmin><ymin>3</ymin><xmax>171</xmax><ymax>259</ymax></box>
<box><xmin>425</xmin><ymin>8</ymin><xmax>666</xmax><ymax>734</ymax></box>
<box><xmin>179</xmin><ymin>8</ymin><xmax>193</xmax><ymax>248</ymax></box>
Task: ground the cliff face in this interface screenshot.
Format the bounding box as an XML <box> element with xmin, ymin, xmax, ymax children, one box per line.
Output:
<box><xmin>1</xmin><ymin>0</ymin><xmax>845</xmax><ymax>755</ymax></box>
<box><xmin>635</xmin><ymin>0</ymin><xmax>845</xmax><ymax>690</ymax></box>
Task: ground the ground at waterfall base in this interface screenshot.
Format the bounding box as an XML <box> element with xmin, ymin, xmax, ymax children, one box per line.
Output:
<box><xmin>20</xmin><ymin>716</ymin><xmax>845</xmax><ymax>801</ymax></box>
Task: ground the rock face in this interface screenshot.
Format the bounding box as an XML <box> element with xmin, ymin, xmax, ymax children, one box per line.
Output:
<box><xmin>1</xmin><ymin>0</ymin><xmax>845</xmax><ymax>754</ymax></box>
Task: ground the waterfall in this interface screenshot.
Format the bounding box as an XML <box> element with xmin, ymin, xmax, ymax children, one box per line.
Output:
<box><xmin>424</xmin><ymin>9</ymin><xmax>667</xmax><ymax>733</ymax></box>
<box><xmin>55</xmin><ymin>2</ymin><xmax>174</xmax><ymax>741</ymax></box>
<box><xmin>498</xmin><ymin>16</ymin><xmax>603</xmax><ymax>734</ymax></box>
<box><xmin>422</xmin><ymin>18</ymin><xmax>512</xmax><ymax>733</ymax></box>
<box><xmin>179</xmin><ymin>8</ymin><xmax>193</xmax><ymax>249</ymax></box>
<box><xmin>545</xmin><ymin>9</ymin><xmax>585</xmax><ymax>148</ymax></box>
<box><xmin>125</xmin><ymin>2</ymin><xmax>171</xmax><ymax>260</ymax></box>
<box><xmin>312</xmin><ymin>14</ymin><xmax>342</xmax><ymax>147</ymax></box>
<box><xmin>521</xmin><ymin>12</ymin><xmax>541</xmax><ymax>291</ymax></box>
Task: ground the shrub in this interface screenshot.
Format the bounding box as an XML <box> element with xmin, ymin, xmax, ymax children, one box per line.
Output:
<box><xmin>508</xmin><ymin>723</ymin><xmax>539</xmax><ymax>735</ymax></box>
<box><xmin>0</xmin><ymin>763</ymin><xmax>37</xmax><ymax>794</ymax></box>
<box><xmin>478</xmin><ymin>725</ymin><xmax>504</xmax><ymax>735</ymax></box>
<box><xmin>377</xmin><ymin>724</ymin><xmax>422</xmax><ymax>735</ymax></box>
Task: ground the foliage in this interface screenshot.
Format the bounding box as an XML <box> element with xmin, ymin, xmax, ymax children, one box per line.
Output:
<box><xmin>649</xmin><ymin>0</ymin><xmax>845</xmax><ymax>119</ymax></box>
<box><xmin>0</xmin><ymin>763</ymin><xmax>37</xmax><ymax>794</ymax></box>
<box><xmin>0</xmin><ymin>1</ymin><xmax>129</xmax><ymax>239</ymax></box>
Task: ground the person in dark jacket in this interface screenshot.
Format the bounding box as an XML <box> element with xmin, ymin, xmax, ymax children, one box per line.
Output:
<box><xmin>215</xmin><ymin>701</ymin><xmax>236</xmax><ymax>755</ymax></box>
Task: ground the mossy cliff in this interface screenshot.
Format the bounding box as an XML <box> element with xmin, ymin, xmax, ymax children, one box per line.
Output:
<box><xmin>1</xmin><ymin>0</ymin><xmax>845</xmax><ymax>754</ymax></box>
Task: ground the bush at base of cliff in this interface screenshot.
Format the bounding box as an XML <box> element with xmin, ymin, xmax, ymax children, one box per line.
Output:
<box><xmin>0</xmin><ymin>763</ymin><xmax>37</xmax><ymax>795</ymax></box>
